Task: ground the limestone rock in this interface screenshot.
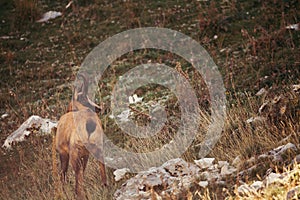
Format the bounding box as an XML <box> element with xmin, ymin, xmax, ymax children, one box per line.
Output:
<box><xmin>194</xmin><ymin>158</ymin><xmax>215</xmax><ymax>169</ymax></box>
<box><xmin>114</xmin><ymin>158</ymin><xmax>200</xmax><ymax>200</ymax></box>
<box><xmin>113</xmin><ymin>168</ymin><xmax>131</xmax><ymax>181</ymax></box>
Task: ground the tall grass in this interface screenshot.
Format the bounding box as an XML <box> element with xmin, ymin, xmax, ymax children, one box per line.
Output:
<box><xmin>13</xmin><ymin>0</ymin><xmax>40</xmax><ymax>28</ymax></box>
<box><xmin>0</xmin><ymin>0</ymin><xmax>299</xmax><ymax>199</ymax></box>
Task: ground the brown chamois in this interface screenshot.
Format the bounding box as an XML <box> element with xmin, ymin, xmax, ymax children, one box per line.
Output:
<box><xmin>56</xmin><ymin>74</ymin><xmax>107</xmax><ymax>198</ymax></box>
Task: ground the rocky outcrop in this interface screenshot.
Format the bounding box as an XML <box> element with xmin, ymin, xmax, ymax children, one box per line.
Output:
<box><xmin>237</xmin><ymin>163</ymin><xmax>300</xmax><ymax>199</ymax></box>
<box><xmin>114</xmin><ymin>158</ymin><xmax>201</xmax><ymax>199</ymax></box>
<box><xmin>2</xmin><ymin>115</ymin><xmax>57</xmax><ymax>149</ymax></box>
<box><xmin>114</xmin><ymin>143</ymin><xmax>300</xmax><ymax>199</ymax></box>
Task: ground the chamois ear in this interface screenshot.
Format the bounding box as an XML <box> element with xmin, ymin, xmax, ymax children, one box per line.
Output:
<box><xmin>77</xmin><ymin>73</ymin><xmax>88</xmax><ymax>96</ymax></box>
<box><xmin>67</xmin><ymin>78</ymin><xmax>85</xmax><ymax>112</ymax></box>
<box><xmin>67</xmin><ymin>89</ymin><xmax>77</xmax><ymax>112</ymax></box>
<box><xmin>73</xmin><ymin>87</ymin><xmax>79</xmax><ymax>101</ymax></box>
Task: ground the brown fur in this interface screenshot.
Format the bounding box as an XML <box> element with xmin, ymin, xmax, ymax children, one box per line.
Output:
<box><xmin>56</xmin><ymin>75</ymin><xmax>106</xmax><ymax>199</ymax></box>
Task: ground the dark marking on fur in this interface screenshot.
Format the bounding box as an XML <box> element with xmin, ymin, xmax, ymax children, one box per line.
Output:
<box><xmin>86</xmin><ymin>119</ymin><xmax>96</xmax><ymax>137</ymax></box>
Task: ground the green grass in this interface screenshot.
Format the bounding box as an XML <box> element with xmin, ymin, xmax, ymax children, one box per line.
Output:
<box><xmin>0</xmin><ymin>0</ymin><xmax>299</xmax><ymax>199</ymax></box>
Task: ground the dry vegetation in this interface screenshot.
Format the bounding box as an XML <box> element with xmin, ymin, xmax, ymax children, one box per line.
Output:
<box><xmin>0</xmin><ymin>0</ymin><xmax>299</xmax><ymax>199</ymax></box>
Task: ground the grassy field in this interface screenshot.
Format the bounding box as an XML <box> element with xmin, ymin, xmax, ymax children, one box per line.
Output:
<box><xmin>0</xmin><ymin>0</ymin><xmax>299</xmax><ymax>199</ymax></box>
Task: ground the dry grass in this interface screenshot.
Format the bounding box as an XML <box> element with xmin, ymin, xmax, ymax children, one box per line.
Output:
<box><xmin>13</xmin><ymin>0</ymin><xmax>41</xmax><ymax>28</ymax></box>
<box><xmin>0</xmin><ymin>0</ymin><xmax>299</xmax><ymax>199</ymax></box>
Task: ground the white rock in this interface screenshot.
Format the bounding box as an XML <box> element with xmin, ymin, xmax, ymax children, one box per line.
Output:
<box><xmin>113</xmin><ymin>168</ymin><xmax>131</xmax><ymax>181</ymax></box>
<box><xmin>218</xmin><ymin>161</ymin><xmax>229</xmax><ymax>168</ymax></box>
<box><xmin>129</xmin><ymin>94</ymin><xmax>143</xmax><ymax>104</ymax></box>
<box><xmin>198</xmin><ymin>181</ymin><xmax>208</xmax><ymax>188</ymax></box>
<box><xmin>256</xmin><ymin>88</ymin><xmax>267</xmax><ymax>96</ymax></box>
<box><xmin>143</xmin><ymin>173</ymin><xmax>163</xmax><ymax>186</ymax></box>
<box><xmin>220</xmin><ymin>164</ymin><xmax>237</xmax><ymax>176</ymax></box>
<box><xmin>292</xmin><ymin>84</ymin><xmax>300</xmax><ymax>92</ymax></box>
<box><xmin>128</xmin><ymin>96</ymin><xmax>134</xmax><ymax>104</ymax></box>
<box><xmin>257</xmin><ymin>153</ymin><xmax>269</xmax><ymax>160</ymax></box>
<box><xmin>269</xmin><ymin>143</ymin><xmax>297</xmax><ymax>162</ymax></box>
<box><xmin>237</xmin><ymin>184</ymin><xmax>254</xmax><ymax>196</ymax></box>
<box><xmin>201</xmin><ymin>171</ymin><xmax>220</xmax><ymax>182</ymax></box>
<box><xmin>181</xmin><ymin>176</ymin><xmax>194</xmax><ymax>189</ymax></box>
<box><xmin>1</xmin><ymin>113</ymin><xmax>9</xmax><ymax>119</ymax></box>
<box><xmin>208</xmin><ymin>164</ymin><xmax>219</xmax><ymax>171</ymax></box>
<box><xmin>286</xmin><ymin>23</ymin><xmax>299</xmax><ymax>31</ymax></box>
<box><xmin>270</xmin><ymin>143</ymin><xmax>297</xmax><ymax>156</ymax></box>
<box><xmin>246</xmin><ymin>116</ymin><xmax>266</xmax><ymax>124</ymax></box>
<box><xmin>237</xmin><ymin>183</ymin><xmax>260</xmax><ymax>196</ymax></box>
<box><xmin>194</xmin><ymin>158</ymin><xmax>215</xmax><ymax>169</ymax></box>
<box><xmin>2</xmin><ymin>115</ymin><xmax>57</xmax><ymax>149</ymax></box>
<box><xmin>116</xmin><ymin>109</ymin><xmax>131</xmax><ymax>122</ymax></box>
<box><xmin>36</xmin><ymin>11</ymin><xmax>62</xmax><ymax>23</ymax></box>
<box><xmin>265</xmin><ymin>173</ymin><xmax>283</xmax><ymax>185</ymax></box>
<box><xmin>114</xmin><ymin>158</ymin><xmax>200</xmax><ymax>200</ymax></box>
<box><xmin>108</xmin><ymin>114</ymin><xmax>115</xmax><ymax>119</ymax></box>
<box><xmin>250</xmin><ymin>181</ymin><xmax>263</xmax><ymax>191</ymax></box>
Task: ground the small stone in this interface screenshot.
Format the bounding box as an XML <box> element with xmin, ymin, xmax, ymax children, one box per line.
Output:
<box><xmin>113</xmin><ymin>168</ymin><xmax>130</xmax><ymax>181</ymax></box>
<box><xmin>250</xmin><ymin>181</ymin><xmax>263</xmax><ymax>191</ymax></box>
<box><xmin>292</xmin><ymin>84</ymin><xmax>300</xmax><ymax>92</ymax></box>
<box><xmin>198</xmin><ymin>181</ymin><xmax>208</xmax><ymax>188</ymax></box>
<box><xmin>237</xmin><ymin>184</ymin><xmax>255</xmax><ymax>196</ymax></box>
<box><xmin>256</xmin><ymin>88</ymin><xmax>267</xmax><ymax>96</ymax></box>
<box><xmin>269</xmin><ymin>143</ymin><xmax>297</xmax><ymax>162</ymax></box>
<box><xmin>216</xmin><ymin>180</ymin><xmax>226</xmax><ymax>186</ymax></box>
<box><xmin>246</xmin><ymin>116</ymin><xmax>266</xmax><ymax>124</ymax></box>
<box><xmin>1</xmin><ymin>113</ymin><xmax>9</xmax><ymax>119</ymax></box>
<box><xmin>218</xmin><ymin>161</ymin><xmax>229</xmax><ymax>168</ymax></box>
<box><xmin>194</xmin><ymin>158</ymin><xmax>215</xmax><ymax>169</ymax></box>
<box><xmin>265</xmin><ymin>173</ymin><xmax>283</xmax><ymax>185</ymax></box>
<box><xmin>201</xmin><ymin>171</ymin><xmax>220</xmax><ymax>182</ymax></box>
<box><xmin>220</xmin><ymin>165</ymin><xmax>237</xmax><ymax>176</ymax></box>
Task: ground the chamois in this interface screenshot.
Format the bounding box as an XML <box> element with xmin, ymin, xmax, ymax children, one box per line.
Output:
<box><xmin>56</xmin><ymin>74</ymin><xmax>107</xmax><ymax>198</ymax></box>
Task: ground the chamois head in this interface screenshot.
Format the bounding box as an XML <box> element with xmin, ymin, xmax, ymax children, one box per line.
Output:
<box><xmin>68</xmin><ymin>73</ymin><xmax>101</xmax><ymax>113</ymax></box>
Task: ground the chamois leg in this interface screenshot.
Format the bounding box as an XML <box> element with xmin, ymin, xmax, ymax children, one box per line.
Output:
<box><xmin>90</xmin><ymin>147</ymin><xmax>107</xmax><ymax>186</ymax></box>
<box><xmin>71</xmin><ymin>152</ymin><xmax>85</xmax><ymax>199</ymax></box>
<box><xmin>98</xmin><ymin>153</ymin><xmax>107</xmax><ymax>186</ymax></box>
<box><xmin>59</xmin><ymin>153</ymin><xmax>69</xmax><ymax>183</ymax></box>
<box><xmin>99</xmin><ymin>162</ymin><xmax>107</xmax><ymax>186</ymax></box>
<box><xmin>74</xmin><ymin>163</ymin><xmax>84</xmax><ymax>199</ymax></box>
<box><xmin>82</xmin><ymin>154</ymin><xmax>89</xmax><ymax>172</ymax></box>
